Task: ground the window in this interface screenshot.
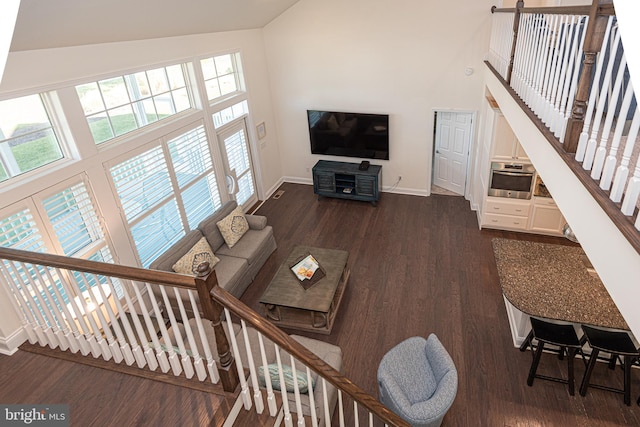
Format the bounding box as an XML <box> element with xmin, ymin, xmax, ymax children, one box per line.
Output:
<box><xmin>200</xmin><ymin>53</ymin><xmax>244</xmax><ymax>103</ymax></box>
<box><xmin>0</xmin><ymin>178</ymin><xmax>119</xmax><ymax>320</ymax></box>
<box><xmin>0</xmin><ymin>94</ymin><xmax>64</xmax><ymax>183</ymax></box>
<box><xmin>76</xmin><ymin>64</ymin><xmax>192</xmax><ymax>144</ymax></box>
<box><xmin>110</xmin><ymin>124</ymin><xmax>222</xmax><ymax>267</ymax></box>
<box><xmin>212</xmin><ymin>100</ymin><xmax>249</xmax><ymax>129</ymax></box>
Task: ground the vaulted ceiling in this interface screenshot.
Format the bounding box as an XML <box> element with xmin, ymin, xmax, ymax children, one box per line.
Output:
<box><xmin>10</xmin><ymin>0</ymin><xmax>300</xmax><ymax>52</ymax></box>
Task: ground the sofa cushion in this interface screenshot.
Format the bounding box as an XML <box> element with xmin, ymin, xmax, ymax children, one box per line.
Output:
<box><xmin>215</xmin><ymin>227</ymin><xmax>274</xmax><ymax>266</ymax></box>
<box><xmin>198</xmin><ymin>201</ymin><xmax>239</xmax><ymax>251</ymax></box>
<box><xmin>148</xmin><ymin>230</ymin><xmax>204</xmax><ymax>272</ymax></box>
<box><xmin>213</xmin><ymin>255</ymin><xmax>249</xmax><ymax>294</ymax></box>
<box><xmin>216</xmin><ymin>205</ymin><xmax>249</xmax><ymax>248</ymax></box>
<box><xmin>172</xmin><ymin>236</ymin><xmax>220</xmax><ymax>275</ymax></box>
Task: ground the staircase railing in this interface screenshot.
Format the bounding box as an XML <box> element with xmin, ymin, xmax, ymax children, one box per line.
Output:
<box><xmin>488</xmin><ymin>0</ymin><xmax>640</xmax><ymax>254</ymax></box>
<box><xmin>0</xmin><ymin>246</ymin><xmax>408</xmax><ymax>427</ymax></box>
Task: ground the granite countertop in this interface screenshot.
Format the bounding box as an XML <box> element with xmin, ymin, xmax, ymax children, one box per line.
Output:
<box><xmin>492</xmin><ymin>238</ymin><xmax>628</xmax><ymax>330</ymax></box>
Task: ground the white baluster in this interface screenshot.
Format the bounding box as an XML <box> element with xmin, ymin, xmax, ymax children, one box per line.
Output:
<box><xmin>353</xmin><ymin>401</ymin><xmax>360</xmax><ymax>427</ymax></box>
<box><xmin>305</xmin><ymin>366</ymin><xmax>318</xmax><ymax>427</ymax></box>
<box><xmin>583</xmin><ymin>28</ymin><xmax>622</xmax><ymax>169</ymax></box>
<box><xmin>89</xmin><ymin>274</ymin><xmax>123</xmax><ymax>363</ymax></box>
<box><xmin>224</xmin><ymin>308</ymin><xmax>252</xmax><ymax>411</ymax></box>
<box><xmin>158</xmin><ymin>285</ymin><xmax>188</xmax><ymax>375</ymax></box>
<box><xmin>545</xmin><ymin>15</ymin><xmax>567</xmax><ymax>125</ymax></box>
<box><xmin>53</xmin><ymin>267</ymin><xmax>92</xmax><ymax>356</ymax></box>
<box><xmin>591</xmin><ymin>55</ymin><xmax>628</xmax><ymax>179</ymax></box>
<box><xmin>551</xmin><ymin>16</ymin><xmax>577</xmax><ymax>133</ymax></box>
<box><xmin>189</xmin><ymin>290</ymin><xmax>219</xmax><ymax>383</ymax></box>
<box><xmin>257</xmin><ymin>333</ymin><xmax>277</xmax><ymax>416</ymax></box>
<box><xmin>31</xmin><ymin>266</ymin><xmax>70</xmax><ymax>352</ymax></box>
<box><xmin>538</xmin><ymin>15</ymin><xmax>564</xmax><ymax>124</ymax></box>
<box><xmin>321</xmin><ymin>379</ymin><xmax>330</xmax><ymax>427</ymax></box>
<box><xmin>288</xmin><ymin>355</ymin><xmax>305</xmax><ymax>427</ymax></box>
<box><xmin>369</xmin><ymin>412</ymin><xmax>374</xmax><ymax>427</ymax></box>
<box><xmin>118</xmin><ymin>279</ymin><xmax>148</xmax><ymax>368</ymax></box>
<box><xmin>240</xmin><ymin>319</ymin><xmax>264</xmax><ymax>413</ymax></box>
<box><xmin>74</xmin><ymin>272</ymin><xmax>113</xmax><ymax>360</ymax></box>
<box><xmin>101</xmin><ymin>277</ymin><xmax>135</xmax><ymax>366</ymax></box>
<box><xmin>600</xmin><ymin>81</ymin><xmax>635</xmax><ymax>190</ymax></box>
<box><xmin>612</xmin><ymin>108</ymin><xmax>640</xmax><ymax>203</ymax></box>
<box><xmin>620</xmin><ymin>140</ymin><xmax>640</xmax><ymax>216</ymax></box>
<box><xmin>41</xmin><ymin>268</ymin><xmax>78</xmax><ymax>353</ymax></box>
<box><xmin>274</xmin><ymin>343</ymin><xmax>293</xmax><ymax>427</ymax></box>
<box><xmin>559</xmin><ymin>15</ymin><xmax>589</xmax><ymax>141</ymax></box>
<box><xmin>576</xmin><ymin>16</ymin><xmax>615</xmax><ymax>160</ymax></box>
<box><xmin>0</xmin><ymin>262</ymin><xmax>39</xmax><ymax>344</ymax></box>
<box><xmin>11</xmin><ymin>263</ymin><xmax>52</xmax><ymax>348</ymax></box>
<box><xmin>533</xmin><ymin>15</ymin><xmax>554</xmax><ymax>116</ymax></box>
<box><xmin>142</xmin><ymin>283</ymin><xmax>171</xmax><ymax>372</ymax></box>
<box><xmin>121</xmin><ymin>281</ymin><xmax>158</xmax><ymax>370</ymax></box>
<box><xmin>338</xmin><ymin>389</ymin><xmax>345</xmax><ymax>427</ymax></box>
<box><xmin>172</xmin><ymin>288</ymin><xmax>198</xmax><ymax>379</ymax></box>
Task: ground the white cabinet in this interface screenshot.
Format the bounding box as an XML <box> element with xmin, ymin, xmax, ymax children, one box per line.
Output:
<box><xmin>482</xmin><ymin>198</ymin><xmax>531</xmax><ymax>231</ymax></box>
<box><xmin>492</xmin><ymin>112</ymin><xmax>530</xmax><ymax>162</ymax></box>
<box><xmin>529</xmin><ymin>198</ymin><xmax>565</xmax><ymax>236</ymax></box>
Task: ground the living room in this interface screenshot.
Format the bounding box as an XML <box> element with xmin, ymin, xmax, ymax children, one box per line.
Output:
<box><xmin>2</xmin><ymin>0</ymin><xmax>640</xmax><ymax>425</ymax></box>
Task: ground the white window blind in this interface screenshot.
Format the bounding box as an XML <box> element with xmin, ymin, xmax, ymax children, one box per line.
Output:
<box><xmin>167</xmin><ymin>126</ymin><xmax>222</xmax><ymax>228</ymax></box>
<box><xmin>223</xmin><ymin>129</ymin><xmax>254</xmax><ymax>206</ymax></box>
<box><xmin>110</xmin><ymin>124</ymin><xmax>221</xmax><ymax>267</ymax></box>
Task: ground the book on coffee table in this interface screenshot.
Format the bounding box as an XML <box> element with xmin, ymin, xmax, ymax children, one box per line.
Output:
<box><xmin>290</xmin><ymin>253</ymin><xmax>326</xmax><ymax>289</ymax></box>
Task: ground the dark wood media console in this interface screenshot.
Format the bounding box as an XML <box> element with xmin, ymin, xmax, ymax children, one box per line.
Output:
<box><xmin>312</xmin><ymin>160</ymin><xmax>382</xmax><ymax>206</ymax></box>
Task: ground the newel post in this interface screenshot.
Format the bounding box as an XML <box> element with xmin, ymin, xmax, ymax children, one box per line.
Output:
<box><xmin>506</xmin><ymin>0</ymin><xmax>525</xmax><ymax>85</ymax></box>
<box><xmin>194</xmin><ymin>262</ymin><xmax>239</xmax><ymax>393</ymax></box>
<box><xmin>563</xmin><ymin>0</ymin><xmax>614</xmax><ymax>153</ymax></box>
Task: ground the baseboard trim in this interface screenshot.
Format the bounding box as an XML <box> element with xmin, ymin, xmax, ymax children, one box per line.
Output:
<box><xmin>0</xmin><ymin>326</ymin><xmax>27</xmax><ymax>356</ymax></box>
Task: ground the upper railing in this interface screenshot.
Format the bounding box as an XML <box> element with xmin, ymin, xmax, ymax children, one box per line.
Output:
<box><xmin>488</xmin><ymin>0</ymin><xmax>640</xmax><ymax>254</ymax></box>
<box><xmin>0</xmin><ymin>246</ymin><xmax>408</xmax><ymax>427</ymax></box>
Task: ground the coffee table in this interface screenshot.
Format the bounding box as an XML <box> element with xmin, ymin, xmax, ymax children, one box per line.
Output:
<box><xmin>259</xmin><ymin>245</ymin><xmax>350</xmax><ymax>335</ymax></box>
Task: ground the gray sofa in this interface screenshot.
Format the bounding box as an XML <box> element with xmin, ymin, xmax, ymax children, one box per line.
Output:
<box><xmin>149</xmin><ymin>200</ymin><xmax>277</xmax><ymax>312</ymax></box>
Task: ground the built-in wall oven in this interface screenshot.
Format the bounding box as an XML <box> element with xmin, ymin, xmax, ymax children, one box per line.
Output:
<box><xmin>488</xmin><ymin>162</ymin><xmax>536</xmax><ymax>199</ymax></box>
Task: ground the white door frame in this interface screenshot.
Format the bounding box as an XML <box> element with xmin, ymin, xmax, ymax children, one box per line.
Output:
<box><xmin>431</xmin><ymin>109</ymin><xmax>476</xmax><ymax>199</ymax></box>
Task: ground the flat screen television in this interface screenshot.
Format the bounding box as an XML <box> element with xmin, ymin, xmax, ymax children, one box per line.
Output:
<box><xmin>307</xmin><ymin>110</ymin><xmax>389</xmax><ymax>160</ymax></box>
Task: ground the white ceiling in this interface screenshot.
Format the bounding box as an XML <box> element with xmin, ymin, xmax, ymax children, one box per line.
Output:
<box><xmin>10</xmin><ymin>0</ymin><xmax>300</xmax><ymax>52</ymax></box>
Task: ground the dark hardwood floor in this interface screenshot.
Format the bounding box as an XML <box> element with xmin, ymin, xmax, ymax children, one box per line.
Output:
<box><xmin>1</xmin><ymin>182</ymin><xmax>638</xmax><ymax>426</ymax></box>
<box><xmin>242</xmin><ymin>183</ymin><xmax>640</xmax><ymax>426</ymax></box>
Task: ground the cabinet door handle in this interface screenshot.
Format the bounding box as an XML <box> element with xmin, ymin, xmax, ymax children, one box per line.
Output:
<box><xmin>515</xmin><ymin>209</ymin><xmax>522</xmax><ymax>212</ymax></box>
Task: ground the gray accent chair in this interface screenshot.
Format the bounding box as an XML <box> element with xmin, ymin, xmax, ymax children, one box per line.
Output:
<box><xmin>377</xmin><ymin>334</ymin><xmax>458</xmax><ymax>427</ymax></box>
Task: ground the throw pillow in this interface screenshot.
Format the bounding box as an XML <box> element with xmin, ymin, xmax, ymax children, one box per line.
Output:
<box><xmin>172</xmin><ymin>237</ymin><xmax>220</xmax><ymax>275</ymax></box>
<box><xmin>216</xmin><ymin>205</ymin><xmax>249</xmax><ymax>248</ymax></box>
<box><xmin>258</xmin><ymin>363</ymin><xmax>315</xmax><ymax>394</ymax></box>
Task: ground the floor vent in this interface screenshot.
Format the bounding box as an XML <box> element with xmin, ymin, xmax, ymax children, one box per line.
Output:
<box><xmin>273</xmin><ymin>190</ymin><xmax>285</xmax><ymax>199</ymax></box>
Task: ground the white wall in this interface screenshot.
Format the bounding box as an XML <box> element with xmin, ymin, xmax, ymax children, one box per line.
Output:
<box><xmin>263</xmin><ymin>0</ymin><xmax>496</xmax><ymax>194</ymax></box>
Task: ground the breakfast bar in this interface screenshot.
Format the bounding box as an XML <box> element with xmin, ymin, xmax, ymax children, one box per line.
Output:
<box><xmin>491</xmin><ymin>238</ymin><xmax>629</xmax><ymax>347</ymax></box>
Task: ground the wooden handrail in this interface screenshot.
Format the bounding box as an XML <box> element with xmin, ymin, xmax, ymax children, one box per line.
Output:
<box><xmin>210</xmin><ymin>284</ymin><xmax>411</xmax><ymax>427</ymax></box>
<box><xmin>0</xmin><ymin>246</ymin><xmax>196</xmax><ymax>289</ymax></box>
<box><xmin>492</xmin><ymin>5</ymin><xmax>593</xmax><ymax>16</ymax></box>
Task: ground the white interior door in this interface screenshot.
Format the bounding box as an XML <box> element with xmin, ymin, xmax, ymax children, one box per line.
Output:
<box><xmin>216</xmin><ymin>120</ymin><xmax>258</xmax><ymax>209</ymax></box>
<box><xmin>433</xmin><ymin>111</ymin><xmax>473</xmax><ymax>196</ymax></box>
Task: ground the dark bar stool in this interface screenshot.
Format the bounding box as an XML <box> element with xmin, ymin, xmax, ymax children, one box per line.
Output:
<box><xmin>579</xmin><ymin>325</ymin><xmax>640</xmax><ymax>406</ymax></box>
<box><xmin>520</xmin><ymin>317</ymin><xmax>586</xmax><ymax>395</ymax></box>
